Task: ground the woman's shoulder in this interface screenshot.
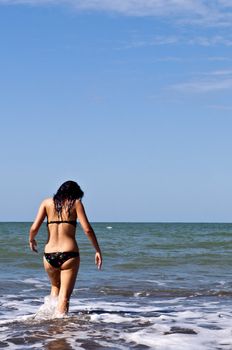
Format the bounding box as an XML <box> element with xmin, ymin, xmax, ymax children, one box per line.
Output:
<box><xmin>41</xmin><ymin>197</ymin><xmax>53</xmax><ymax>207</ymax></box>
<box><xmin>75</xmin><ymin>198</ymin><xmax>82</xmax><ymax>207</ymax></box>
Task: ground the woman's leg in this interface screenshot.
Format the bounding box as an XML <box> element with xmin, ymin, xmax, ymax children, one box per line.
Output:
<box><xmin>43</xmin><ymin>257</ymin><xmax>61</xmax><ymax>297</ymax></box>
<box><xmin>57</xmin><ymin>258</ymin><xmax>80</xmax><ymax>314</ymax></box>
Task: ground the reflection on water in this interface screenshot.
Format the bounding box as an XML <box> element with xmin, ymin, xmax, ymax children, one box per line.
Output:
<box><xmin>45</xmin><ymin>338</ymin><xmax>73</xmax><ymax>350</ymax></box>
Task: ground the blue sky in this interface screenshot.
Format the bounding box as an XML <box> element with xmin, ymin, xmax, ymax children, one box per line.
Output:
<box><xmin>0</xmin><ymin>0</ymin><xmax>232</xmax><ymax>222</ymax></box>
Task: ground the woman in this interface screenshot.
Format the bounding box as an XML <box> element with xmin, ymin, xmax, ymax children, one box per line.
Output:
<box><xmin>29</xmin><ymin>180</ymin><xmax>102</xmax><ymax>316</ymax></box>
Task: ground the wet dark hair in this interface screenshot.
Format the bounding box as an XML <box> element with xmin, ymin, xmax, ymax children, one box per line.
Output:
<box><xmin>53</xmin><ymin>180</ymin><xmax>84</xmax><ymax>218</ymax></box>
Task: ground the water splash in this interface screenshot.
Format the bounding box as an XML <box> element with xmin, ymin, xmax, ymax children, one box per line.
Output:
<box><xmin>34</xmin><ymin>295</ymin><xmax>66</xmax><ymax>320</ymax></box>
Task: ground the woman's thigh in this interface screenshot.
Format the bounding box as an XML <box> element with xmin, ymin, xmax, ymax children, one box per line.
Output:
<box><xmin>60</xmin><ymin>258</ymin><xmax>80</xmax><ymax>298</ymax></box>
<box><xmin>43</xmin><ymin>257</ymin><xmax>61</xmax><ymax>286</ymax></box>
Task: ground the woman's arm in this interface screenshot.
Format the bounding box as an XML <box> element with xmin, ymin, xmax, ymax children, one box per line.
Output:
<box><xmin>76</xmin><ymin>200</ymin><xmax>102</xmax><ymax>270</ymax></box>
<box><xmin>29</xmin><ymin>200</ymin><xmax>47</xmax><ymax>252</ymax></box>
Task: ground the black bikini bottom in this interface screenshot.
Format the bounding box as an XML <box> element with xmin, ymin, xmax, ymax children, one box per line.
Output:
<box><xmin>44</xmin><ymin>251</ymin><xmax>79</xmax><ymax>269</ymax></box>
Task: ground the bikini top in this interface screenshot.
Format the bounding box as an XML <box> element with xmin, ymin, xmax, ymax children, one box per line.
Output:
<box><xmin>47</xmin><ymin>220</ymin><xmax>77</xmax><ymax>228</ymax></box>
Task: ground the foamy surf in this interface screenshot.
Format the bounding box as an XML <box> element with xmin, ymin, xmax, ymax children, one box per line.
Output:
<box><xmin>2</xmin><ymin>222</ymin><xmax>232</xmax><ymax>349</ymax></box>
<box><xmin>0</xmin><ymin>314</ymin><xmax>35</xmax><ymax>326</ymax></box>
<box><xmin>1</xmin><ymin>294</ymin><xmax>232</xmax><ymax>349</ymax></box>
<box><xmin>0</xmin><ymin>295</ymin><xmax>67</xmax><ymax>327</ymax></box>
<box><xmin>33</xmin><ymin>295</ymin><xmax>61</xmax><ymax>320</ymax></box>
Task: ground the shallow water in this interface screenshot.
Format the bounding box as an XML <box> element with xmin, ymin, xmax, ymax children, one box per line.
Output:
<box><xmin>1</xmin><ymin>222</ymin><xmax>232</xmax><ymax>349</ymax></box>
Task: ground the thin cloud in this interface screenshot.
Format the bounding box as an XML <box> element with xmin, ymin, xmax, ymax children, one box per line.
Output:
<box><xmin>218</xmin><ymin>0</ymin><xmax>232</xmax><ymax>8</ymax></box>
<box><xmin>1</xmin><ymin>0</ymin><xmax>232</xmax><ymax>27</ymax></box>
<box><xmin>207</xmin><ymin>56</ymin><xmax>232</xmax><ymax>62</ymax></box>
<box><xmin>74</xmin><ymin>0</ymin><xmax>208</xmax><ymax>17</ymax></box>
<box><xmin>172</xmin><ymin>79</ymin><xmax>232</xmax><ymax>92</ymax></box>
<box><xmin>0</xmin><ymin>0</ymin><xmax>57</xmax><ymax>4</ymax></box>
<box><xmin>170</xmin><ymin>70</ymin><xmax>232</xmax><ymax>93</ymax></box>
<box><xmin>207</xmin><ymin>104</ymin><xmax>232</xmax><ymax>113</ymax></box>
<box><xmin>122</xmin><ymin>34</ymin><xmax>232</xmax><ymax>50</ymax></box>
<box><xmin>119</xmin><ymin>35</ymin><xmax>179</xmax><ymax>49</ymax></box>
<box><xmin>188</xmin><ymin>35</ymin><xmax>232</xmax><ymax>46</ymax></box>
<box><xmin>208</xmin><ymin>104</ymin><xmax>232</xmax><ymax>111</ymax></box>
<box><xmin>153</xmin><ymin>56</ymin><xmax>184</xmax><ymax>63</ymax></box>
<box><xmin>207</xmin><ymin>69</ymin><xmax>232</xmax><ymax>76</ymax></box>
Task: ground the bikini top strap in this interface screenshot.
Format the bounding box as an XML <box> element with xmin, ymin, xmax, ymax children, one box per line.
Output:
<box><xmin>47</xmin><ymin>220</ymin><xmax>77</xmax><ymax>227</ymax></box>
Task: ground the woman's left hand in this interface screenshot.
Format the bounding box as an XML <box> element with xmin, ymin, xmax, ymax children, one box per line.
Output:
<box><xmin>29</xmin><ymin>239</ymin><xmax>38</xmax><ymax>253</ymax></box>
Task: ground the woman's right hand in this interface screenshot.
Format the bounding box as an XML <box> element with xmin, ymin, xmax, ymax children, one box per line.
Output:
<box><xmin>95</xmin><ymin>251</ymin><xmax>102</xmax><ymax>270</ymax></box>
<box><xmin>29</xmin><ymin>239</ymin><xmax>38</xmax><ymax>253</ymax></box>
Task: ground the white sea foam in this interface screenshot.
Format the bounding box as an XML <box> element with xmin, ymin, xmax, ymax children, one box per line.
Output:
<box><xmin>22</xmin><ymin>278</ymin><xmax>47</xmax><ymax>288</ymax></box>
<box><xmin>2</xmin><ymin>292</ymin><xmax>232</xmax><ymax>349</ymax></box>
<box><xmin>33</xmin><ymin>295</ymin><xmax>68</xmax><ymax>320</ymax></box>
<box><xmin>0</xmin><ymin>314</ymin><xmax>35</xmax><ymax>327</ymax></box>
<box><xmin>134</xmin><ymin>291</ymin><xmax>151</xmax><ymax>297</ymax></box>
<box><xmin>128</xmin><ymin>278</ymin><xmax>167</xmax><ymax>286</ymax></box>
<box><xmin>71</xmin><ymin>298</ymin><xmax>232</xmax><ymax>350</ymax></box>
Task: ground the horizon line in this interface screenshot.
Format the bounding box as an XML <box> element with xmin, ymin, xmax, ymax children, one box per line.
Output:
<box><xmin>0</xmin><ymin>221</ymin><xmax>231</xmax><ymax>224</ymax></box>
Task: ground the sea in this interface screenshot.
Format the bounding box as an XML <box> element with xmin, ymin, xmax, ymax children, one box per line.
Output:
<box><xmin>1</xmin><ymin>222</ymin><xmax>232</xmax><ymax>350</ymax></box>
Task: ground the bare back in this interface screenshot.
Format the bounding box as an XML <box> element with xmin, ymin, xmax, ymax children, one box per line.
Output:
<box><xmin>29</xmin><ymin>182</ymin><xmax>102</xmax><ymax>316</ymax></box>
<box><xmin>44</xmin><ymin>198</ymin><xmax>79</xmax><ymax>253</ymax></box>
